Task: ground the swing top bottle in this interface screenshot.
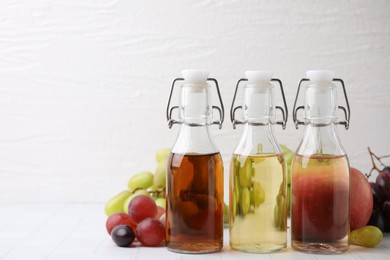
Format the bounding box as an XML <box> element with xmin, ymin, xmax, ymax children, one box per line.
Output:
<box><xmin>291</xmin><ymin>70</ymin><xmax>351</xmax><ymax>254</ymax></box>
<box><xmin>165</xmin><ymin>70</ymin><xmax>224</xmax><ymax>254</ymax></box>
<box><xmin>229</xmin><ymin>71</ymin><xmax>288</xmax><ymax>253</ymax></box>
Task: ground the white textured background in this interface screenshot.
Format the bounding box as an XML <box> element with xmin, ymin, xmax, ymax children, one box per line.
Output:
<box><xmin>0</xmin><ymin>0</ymin><xmax>389</xmax><ymax>203</ymax></box>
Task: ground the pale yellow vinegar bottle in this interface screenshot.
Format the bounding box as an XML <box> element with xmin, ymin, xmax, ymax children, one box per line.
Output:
<box><xmin>229</xmin><ymin>71</ymin><xmax>288</xmax><ymax>253</ymax></box>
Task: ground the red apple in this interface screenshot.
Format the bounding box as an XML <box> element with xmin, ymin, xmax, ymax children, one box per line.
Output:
<box><xmin>292</xmin><ymin>175</ymin><xmax>349</xmax><ymax>241</ymax></box>
<box><xmin>350</xmin><ymin>167</ymin><xmax>373</xmax><ymax>231</ymax></box>
<box><xmin>291</xmin><ymin>163</ymin><xmax>349</xmax><ymax>242</ymax></box>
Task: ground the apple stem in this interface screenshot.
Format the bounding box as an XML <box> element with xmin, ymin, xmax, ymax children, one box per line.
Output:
<box><xmin>366</xmin><ymin>147</ymin><xmax>389</xmax><ymax>179</ymax></box>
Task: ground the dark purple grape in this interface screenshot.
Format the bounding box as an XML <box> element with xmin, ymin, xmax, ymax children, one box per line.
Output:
<box><xmin>370</xmin><ymin>182</ymin><xmax>384</xmax><ymax>210</ymax></box>
<box><xmin>382</xmin><ymin>166</ymin><xmax>390</xmax><ymax>174</ymax></box>
<box><xmin>368</xmin><ymin>210</ymin><xmax>385</xmax><ymax>232</ymax></box>
<box><xmin>384</xmin><ymin>209</ymin><xmax>390</xmax><ymax>233</ymax></box>
<box><xmin>376</xmin><ymin>173</ymin><xmax>390</xmax><ymax>200</ymax></box>
<box><xmin>383</xmin><ymin>201</ymin><xmax>390</xmax><ymax>219</ymax></box>
<box><xmin>111</xmin><ymin>225</ymin><xmax>135</xmax><ymax>247</ymax></box>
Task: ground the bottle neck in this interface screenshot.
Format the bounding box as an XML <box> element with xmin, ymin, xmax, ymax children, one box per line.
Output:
<box><xmin>171</xmin><ymin>123</ymin><xmax>219</xmax><ymax>154</ymax></box>
<box><xmin>304</xmin><ymin>82</ymin><xmax>337</xmax><ymax>125</ymax></box>
<box><xmin>234</xmin><ymin>123</ymin><xmax>281</xmax><ymax>156</ymax></box>
<box><xmin>296</xmin><ymin>123</ymin><xmax>346</xmax><ymax>156</ymax></box>
<box><xmin>179</xmin><ymin>83</ymin><xmax>211</xmax><ymax>126</ymax></box>
<box><xmin>242</xmin><ymin>83</ymin><xmax>275</xmax><ymax>124</ymax></box>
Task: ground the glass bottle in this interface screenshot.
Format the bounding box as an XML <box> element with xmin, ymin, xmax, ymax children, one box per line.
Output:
<box><xmin>165</xmin><ymin>70</ymin><xmax>224</xmax><ymax>254</ymax></box>
<box><xmin>291</xmin><ymin>70</ymin><xmax>351</xmax><ymax>254</ymax></box>
<box><xmin>229</xmin><ymin>71</ymin><xmax>288</xmax><ymax>253</ymax></box>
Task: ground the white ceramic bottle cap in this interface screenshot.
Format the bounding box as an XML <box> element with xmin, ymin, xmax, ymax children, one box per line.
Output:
<box><xmin>182</xmin><ymin>70</ymin><xmax>209</xmax><ymax>83</ymax></box>
<box><xmin>306</xmin><ymin>70</ymin><xmax>334</xmax><ymax>83</ymax></box>
<box><xmin>245</xmin><ymin>71</ymin><xmax>273</xmax><ymax>84</ymax></box>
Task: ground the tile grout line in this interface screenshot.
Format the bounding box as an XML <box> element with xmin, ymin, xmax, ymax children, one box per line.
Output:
<box><xmin>43</xmin><ymin>205</ymin><xmax>90</xmax><ymax>260</ymax></box>
<box><xmin>0</xmin><ymin>205</ymin><xmax>57</xmax><ymax>260</ymax></box>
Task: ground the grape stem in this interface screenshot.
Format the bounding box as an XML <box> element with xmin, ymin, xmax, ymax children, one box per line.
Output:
<box><xmin>148</xmin><ymin>188</ymin><xmax>166</xmax><ymax>198</ymax></box>
<box><xmin>366</xmin><ymin>147</ymin><xmax>389</xmax><ymax>179</ymax></box>
<box><xmin>131</xmin><ymin>187</ymin><xmax>166</xmax><ymax>198</ymax></box>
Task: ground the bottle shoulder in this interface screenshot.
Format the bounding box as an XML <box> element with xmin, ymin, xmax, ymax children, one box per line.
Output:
<box><xmin>296</xmin><ymin>124</ymin><xmax>347</xmax><ymax>156</ymax></box>
<box><xmin>171</xmin><ymin>124</ymin><xmax>220</xmax><ymax>154</ymax></box>
<box><xmin>233</xmin><ymin>124</ymin><xmax>282</xmax><ymax>156</ymax></box>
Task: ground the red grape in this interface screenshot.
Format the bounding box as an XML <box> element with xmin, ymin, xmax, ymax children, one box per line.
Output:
<box><xmin>155</xmin><ymin>206</ymin><xmax>165</xmax><ymax>219</ymax></box>
<box><xmin>111</xmin><ymin>224</ymin><xmax>135</xmax><ymax>247</ymax></box>
<box><xmin>136</xmin><ymin>217</ymin><xmax>165</xmax><ymax>247</ymax></box>
<box><xmin>106</xmin><ymin>213</ymin><xmax>137</xmax><ymax>235</ymax></box>
<box><xmin>376</xmin><ymin>173</ymin><xmax>390</xmax><ymax>200</ymax></box>
<box><xmin>128</xmin><ymin>195</ymin><xmax>158</xmax><ymax>223</ymax></box>
<box><xmin>159</xmin><ymin>213</ymin><xmax>166</xmax><ymax>227</ymax></box>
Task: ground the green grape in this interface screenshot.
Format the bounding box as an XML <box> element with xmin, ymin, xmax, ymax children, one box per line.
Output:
<box><xmin>128</xmin><ymin>171</ymin><xmax>153</xmax><ymax>191</ymax></box>
<box><xmin>234</xmin><ymin>175</ymin><xmax>240</xmax><ymax>205</ymax></box>
<box><xmin>155</xmin><ymin>148</ymin><xmax>171</xmax><ymax>163</ymax></box>
<box><xmin>279</xmin><ymin>195</ymin><xmax>287</xmax><ymax>230</ymax></box>
<box><xmin>123</xmin><ymin>189</ymin><xmax>150</xmax><ymax>213</ymax></box>
<box><xmin>155</xmin><ymin>198</ymin><xmax>166</xmax><ymax>209</ymax></box>
<box><xmin>239</xmin><ymin>158</ymin><xmax>252</xmax><ymax>188</ymax></box>
<box><xmin>276</xmin><ymin>192</ymin><xmax>284</xmax><ymax>205</ymax></box>
<box><xmin>240</xmin><ymin>187</ymin><xmax>250</xmax><ymax>215</ymax></box>
<box><xmin>287</xmin><ymin>186</ymin><xmax>291</xmax><ymax>216</ymax></box>
<box><xmin>153</xmin><ymin>161</ymin><xmax>166</xmax><ymax>189</ymax></box>
<box><xmin>223</xmin><ymin>202</ymin><xmax>229</xmax><ymax>224</ymax></box>
<box><xmin>234</xmin><ymin>158</ymin><xmax>240</xmax><ymax>175</ymax></box>
<box><xmin>104</xmin><ymin>190</ymin><xmax>132</xmax><ymax>216</ymax></box>
<box><xmin>232</xmin><ymin>193</ymin><xmax>237</xmax><ymax>217</ymax></box>
<box><xmin>274</xmin><ymin>194</ymin><xmax>287</xmax><ymax>231</ymax></box>
<box><xmin>280</xmin><ymin>144</ymin><xmax>293</xmax><ymax>216</ymax></box>
<box><xmin>250</xmin><ymin>181</ymin><xmax>265</xmax><ymax>208</ymax></box>
<box><xmin>280</xmin><ymin>144</ymin><xmax>293</xmax><ymax>166</ymax></box>
<box><xmin>350</xmin><ymin>226</ymin><xmax>383</xmax><ymax>248</ymax></box>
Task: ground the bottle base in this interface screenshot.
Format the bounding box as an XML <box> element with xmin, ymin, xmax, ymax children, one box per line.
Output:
<box><xmin>292</xmin><ymin>240</ymin><xmax>348</xmax><ymax>254</ymax></box>
<box><xmin>230</xmin><ymin>242</ymin><xmax>286</xmax><ymax>253</ymax></box>
<box><xmin>167</xmin><ymin>242</ymin><xmax>222</xmax><ymax>254</ymax></box>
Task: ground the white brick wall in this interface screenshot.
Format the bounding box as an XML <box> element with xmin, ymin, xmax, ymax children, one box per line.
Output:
<box><xmin>0</xmin><ymin>0</ymin><xmax>389</xmax><ymax>202</ymax></box>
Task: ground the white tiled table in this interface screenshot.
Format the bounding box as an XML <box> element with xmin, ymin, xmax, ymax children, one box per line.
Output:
<box><xmin>0</xmin><ymin>203</ymin><xmax>389</xmax><ymax>260</ymax></box>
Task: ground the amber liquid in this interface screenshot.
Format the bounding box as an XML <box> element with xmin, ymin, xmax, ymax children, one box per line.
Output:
<box><xmin>291</xmin><ymin>154</ymin><xmax>349</xmax><ymax>253</ymax></box>
<box><xmin>166</xmin><ymin>152</ymin><xmax>224</xmax><ymax>253</ymax></box>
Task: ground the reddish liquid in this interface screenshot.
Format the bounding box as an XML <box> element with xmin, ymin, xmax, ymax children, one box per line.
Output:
<box><xmin>166</xmin><ymin>153</ymin><xmax>224</xmax><ymax>253</ymax></box>
<box><xmin>291</xmin><ymin>154</ymin><xmax>349</xmax><ymax>244</ymax></box>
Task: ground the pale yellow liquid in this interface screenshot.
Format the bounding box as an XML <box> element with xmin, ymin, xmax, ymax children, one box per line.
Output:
<box><xmin>229</xmin><ymin>154</ymin><xmax>287</xmax><ymax>253</ymax></box>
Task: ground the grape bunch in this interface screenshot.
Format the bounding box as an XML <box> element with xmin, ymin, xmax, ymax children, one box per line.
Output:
<box><xmin>104</xmin><ymin>148</ymin><xmax>170</xmax><ymax>247</ymax></box>
<box><xmin>366</xmin><ymin>148</ymin><xmax>390</xmax><ymax>232</ymax></box>
<box><xmin>106</xmin><ymin>195</ymin><xmax>166</xmax><ymax>247</ymax></box>
<box><xmin>104</xmin><ymin>148</ymin><xmax>170</xmax><ymax>217</ymax></box>
<box><xmin>231</xmin><ymin>156</ymin><xmax>267</xmax><ymax>218</ymax></box>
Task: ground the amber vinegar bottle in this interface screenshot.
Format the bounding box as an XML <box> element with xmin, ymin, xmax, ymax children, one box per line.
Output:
<box><xmin>291</xmin><ymin>70</ymin><xmax>351</xmax><ymax>254</ymax></box>
<box><xmin>165</xmin><ymin>70</ymin><xmax>224</xmax><ymax>254</ymax></box>
<box><xmin>229</xmin><ymin>71</ymin><xmax>288</xmax><ymax>253</ymax></box>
